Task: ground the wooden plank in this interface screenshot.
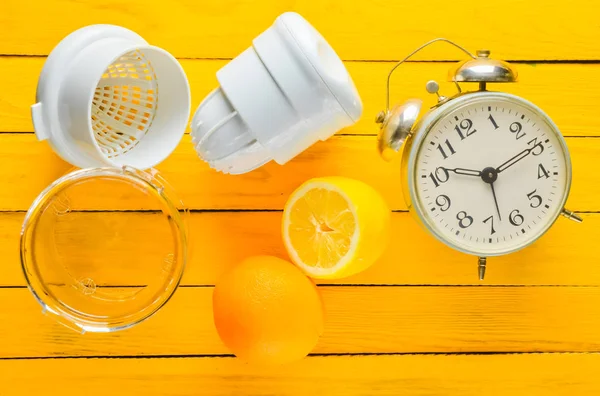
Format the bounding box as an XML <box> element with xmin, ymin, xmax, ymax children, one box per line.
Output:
<box><xmin>2</xmin><ymin>57</ymin><xmax>600</xmax><ymax>137</ymax></box>
<box><xmin>0</xmin><ymin>134</ymin><xmax>597</xmax><ymax>211</ymax></box>
<box><xmin>4</xmin><ymin>286</ymin><xmax>600</xmax><ymax>357</ymax></box>
<box><xmin>1</xmin><ymin>0</ymin><xmax>599</xmax><ymax>61</ymax></box>
<box><xmin>1</xmin><ymin>354</ymin><xmax>599</xmax><ymax>395</ymax></box>
<box><xmin>3</xmin><ymin>212</ymin><xmax>598</xmax><ymax>286</ymax></box>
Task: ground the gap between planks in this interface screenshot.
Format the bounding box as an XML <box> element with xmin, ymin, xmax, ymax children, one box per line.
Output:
<box><xmin>3</xmin><ymin>54</ymin><xmax>600</xmax><ymax>64</ymax></box>
<box><xmin>3</xmin><ymin>284</ymin><xmax>600</xmax><ymax>289</ymax></box>
<box><xmin>3</xmin><ymin>132</ymin><xmax>600</xmax><ymax>138</ymax></box>
<box><xmin>0</xmin><ymin>351</ymin><xmax>598</xmax><ymax>361</ymax></box>
<box><xmin>1</xmin><ymin>209</ymin><xmax>595</xmax><ymax>214</ymax></box>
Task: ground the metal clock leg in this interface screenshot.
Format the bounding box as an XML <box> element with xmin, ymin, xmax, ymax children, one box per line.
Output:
<box><xmin>478</xmin><ymin>257</ymin><xmax>487</xmax><ymax>280</ymax></box>
<box><xmin>561</xmin><ymin>208</ymin><xmax>583</xmax><ymax>223</ymax></box>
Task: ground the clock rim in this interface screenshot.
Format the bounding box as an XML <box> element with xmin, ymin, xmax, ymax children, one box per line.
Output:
<box><xmin>405</xmin><ymin>91</ymin><xmax>573</xmax><ymax>257</ymax></box>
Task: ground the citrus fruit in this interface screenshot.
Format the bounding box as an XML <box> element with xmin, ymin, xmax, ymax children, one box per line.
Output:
<box><xmin>282</xmin><ymin>177</ymin><xmax>391</xmax><ymax>279</ymax></box>
<box><xmin>212</xmin><ymin>255</ymin><xmax>324</xmax><ymax>365</ymax></box>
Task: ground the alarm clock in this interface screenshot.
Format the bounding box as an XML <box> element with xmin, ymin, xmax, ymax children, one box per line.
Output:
<box><xmin>377</xmin><ymin>39</ymin><xmax>582</xmax><ymax>280</ymax></box>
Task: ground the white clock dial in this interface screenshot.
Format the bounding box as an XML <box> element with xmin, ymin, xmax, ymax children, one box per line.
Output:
<box><xmin>413</xmin><ymin>94</ymin><xmax>570</xmax><ymax>256</ymax></box>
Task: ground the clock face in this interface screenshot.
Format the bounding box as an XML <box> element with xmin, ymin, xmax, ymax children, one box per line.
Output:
<box><xmin>413</xmin><ymin>94</ymin><xmax>570</xmax><ymax>256</ymax></box>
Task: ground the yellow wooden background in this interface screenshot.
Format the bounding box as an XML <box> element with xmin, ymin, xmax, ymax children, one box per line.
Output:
<box><xmin>1</xmin><ymin>0</ymin><xmax>600</xmax><ymax>394</ymax></box>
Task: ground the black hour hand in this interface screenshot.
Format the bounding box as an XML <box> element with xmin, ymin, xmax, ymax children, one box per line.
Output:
<box><xmin>443</xmin><ymin>167</ymin><xmax>482</xmax><ymax>177</ymax></box>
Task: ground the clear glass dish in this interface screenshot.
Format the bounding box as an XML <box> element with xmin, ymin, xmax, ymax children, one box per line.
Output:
<box><xmin>20</xmin><ymin>166</ymin><xmax>188</xmax><ymax>333</ymax></box>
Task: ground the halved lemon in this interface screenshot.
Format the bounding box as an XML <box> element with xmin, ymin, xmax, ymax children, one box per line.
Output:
<box><xmin>282</xmin><ymin>177</ymin><xmax>391</xmax><ymax>279</ymax></box>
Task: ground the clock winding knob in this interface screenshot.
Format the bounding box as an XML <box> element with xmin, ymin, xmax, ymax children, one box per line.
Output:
<box><xmin>425</xmin><ymin>80</ymin><xmax>448</xmax><ymax>103</ymax></box>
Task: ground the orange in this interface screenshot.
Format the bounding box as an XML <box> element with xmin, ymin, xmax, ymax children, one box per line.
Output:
<box><xmin>212</xmin><ymin>255</ymin><xmax>324</xmax><ymax>365</ymax></box>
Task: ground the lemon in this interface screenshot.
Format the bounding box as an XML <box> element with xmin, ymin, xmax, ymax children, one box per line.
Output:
<box><xmin>282</xmin><ymin>177</ymin><xmax>391</xmax><ymax>279</ymax></box>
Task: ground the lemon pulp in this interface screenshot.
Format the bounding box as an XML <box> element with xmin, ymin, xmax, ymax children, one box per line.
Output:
<box><xmin>283</xmin><ymin>177</ymin><xmax>390</xmax><ymax>279</ymax></box>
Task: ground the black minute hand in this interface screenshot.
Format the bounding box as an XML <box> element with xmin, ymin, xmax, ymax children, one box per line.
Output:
<box><xmin>490</xmin><ymin>182</ymin><xmax>502</xmax><ymax>220</ymax></box>
<box><xmin>496</xmin><ymin>147</ymin><xmax>532</xmax><ymax>174</ymax></box>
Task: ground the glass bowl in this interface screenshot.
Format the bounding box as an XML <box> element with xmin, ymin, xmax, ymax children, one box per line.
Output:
<box><xmin>20</xmin><ymin>166</ymin><xmax>187</xmax><ymax>333</ymax></box>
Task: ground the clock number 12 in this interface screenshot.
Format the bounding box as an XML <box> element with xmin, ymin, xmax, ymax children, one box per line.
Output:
<box><xmin>454</xmin><ymin>119</ymin><xmax>477</xmax><ymax>140</ymax></box>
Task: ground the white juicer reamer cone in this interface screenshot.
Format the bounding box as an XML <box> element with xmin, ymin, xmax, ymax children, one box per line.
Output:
<box><xmin>191</xmin><ymin>12</ymin><xmax>363</xmax><ymax>174</ymax></box>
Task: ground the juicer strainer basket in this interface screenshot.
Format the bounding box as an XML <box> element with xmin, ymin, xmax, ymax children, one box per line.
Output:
<box><xmin>32</xmin><ymin>25</ymin><xmax>191</xmax><ymax>169</ymax></box>
<box><xmin>92</xmin><ymin>49</ymin><xmax>158</xmax><ymax>158</ymax></box>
